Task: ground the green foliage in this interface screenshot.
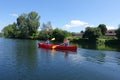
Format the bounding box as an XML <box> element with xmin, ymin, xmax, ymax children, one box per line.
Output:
<box><xmin>2</xmin><ymin>24</ymin><xmax>17</xmax><ymax>38</ymax></box>
<box><xmin>101</xmin><ymin>36</ymin><xmax>117</xmax><ymax>40</ymax></box>
<box><xmin>52</xmin><ymin>28</ymin><xmax>66</xmax><ymax>42</ymax></box>
<box><xmin>38</xmin><ymin>21</ymin><xmax>53</xmax><ymax>40</ymax></box>
<box><xmin>38</xmin><ymin>28</ymin><xmax>71</xmax><ymax>42</ymax></box>
<box><xmin>96</xmin><ymin>38</ymin><xmax>106</xmax><ymax>44</ymax></box>
<box><xmin>41</xmin><ymin>21</ymin><xmax>53</xmax><ymax>31</ymax></box>
<box><xmin>116</xmin><ymin>26</ymin><xmax>120</xmax><ymax>40</ymax></box>
<box><xmin>83</xmin><ymin>27</ymin><xmax>102</xmax><ymax>41</ymax></box>
<box><xmin>17</xmin><ymin>13</ymin><xmax>29</xmax><ymax>38</ymax></box>
<box><xmin>38</xmin><ymin>30</ymin><xmax>53</xmax><ymax>40</ymax></box>
<box><xmin>105</xmin><ymin>39</ymin><xmax>120</xmax><ymax>45</ymax></box>
<box><xmin>98</xmin><ymin>24</ymin><xmax>107</xmax><ymax>35</ymax></box>
<box><xmin>27</xmin><ymin>11</ymin><xmax>40</xmax><ymax>36</ymax></box>
<box><xmin>2</xmin><ymin>11</ymin><xmax>40</xmax><ymax>39</ymax></box>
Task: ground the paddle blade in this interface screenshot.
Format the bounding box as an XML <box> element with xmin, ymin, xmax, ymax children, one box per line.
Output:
<box><xmin>51</xmin><ymin>38</ymin><xmax>55</xmax><ymax>41</ymax></box>
<box><xmin>52</xmin><ymin>45</ymin><xmax>57</xmax><ymax>49</ymax></box>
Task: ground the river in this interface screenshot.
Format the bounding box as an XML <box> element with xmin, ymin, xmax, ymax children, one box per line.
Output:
<box><xmin>0</xmin><ymin>38</ymin><xmax>120</xmax><ymax>80</ymax></box>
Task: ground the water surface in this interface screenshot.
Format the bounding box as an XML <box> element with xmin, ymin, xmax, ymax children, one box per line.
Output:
<box><xmin>0</xmin><ymin>38</ymin><xmax>120</xmax><ymax>80</ymax></box>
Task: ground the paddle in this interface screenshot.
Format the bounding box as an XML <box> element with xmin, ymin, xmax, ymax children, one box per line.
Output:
<box><xmin>52</xmin><ymin>43</ymin><xmax>65</xmax><ymax>49</ymax></box>
<box><xmin>51</xmin><ymin>38</ymin><xmax>57</xmax><ymax>49</ymax></box>
<box><xmin>51</xmin><ymin>38</ymin><xmax>64</xmax><ymax>49</ymax></box>
<box><xmin>51</xmin><ymin>38</ymin><xmax>55</xmax><ymax>41</ymax></box>
<box><xmin>52</xmin><ymin>45</ymin><xmax>58</xmax><ymax>49</ymax></box>
<box><xmin>50</xmin><ymin>38</ymin><xmax>60</xmax><ymax>49</ymax></box>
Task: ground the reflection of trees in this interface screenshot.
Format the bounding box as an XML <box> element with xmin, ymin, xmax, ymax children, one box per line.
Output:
<box><xmin>105</xmin><ymin>44</ymin><xmax>120</xmax><ymax>52</ymax></box>
<box><xmin>40</xmin><ymin>48</ymin><xmax>52</xmax><ymax>59</ymax></box>
<box><xmin>77</xmin><ymin>42</ymin><xmax>97</xmax><ymax>50</ymax></box>
<box><xmin>64</xmin><ymin>51</ymin><xmax>69</xmax><ymax>58</ymax></box>
<box><xmin>14</xmin><ymin>40</ymin><xmax>38</xmax><ymax>77</ymax></box>
<box><xmin>77</xmin><ymin>41</ymin><xmax>120</xmax><ymax>52</ymax></box>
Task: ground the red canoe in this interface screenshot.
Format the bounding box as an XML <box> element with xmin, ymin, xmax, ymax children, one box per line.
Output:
<box><xmin>38</xmin><ymin>43</ymin><xmax>77</xmax><ymax>51</ymax></box>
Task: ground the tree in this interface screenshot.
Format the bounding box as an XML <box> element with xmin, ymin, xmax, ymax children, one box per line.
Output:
<box><xmin>41</xmin><ymin>21</ymin><xmax>53</xmax><ymax>31</ymax></box>
<box><xmin>27</xmin><ymin>11</ymin><xmax>40</xmax><ymax>38</ymax></box>
<box><xmin>38</xmin><ymin>21</ymin><xmax>53</xmax><ymax>40</ymax></box>
<box><xmin>80</xmin><ymin>30</ymin><xmax>84</xmax><ymax>33</ymax></box>
<box><xmin>83</xmin><ymin>27</ymin><xmax>102</xmax><ymax>41</ymax></box>
<box><xmin>116</xmin><ymin>25</ymin><xmax>120</xmax><ymax>40</ymax></box>
<box><xmin>52</xmin><ymin>28</ymin><xmax>64</xmax><ymax>42</ymax></box>
<box><xmin>17</xmin><ymin>13</ymin><xmax>29</xmax><ymax>38</ymax></box>
<box><xmin>38</xmin><ymin>29</ymin><xmax>53</xmax><ymax>40</ymax></box>
<box><xmin>98</xmin><ymin>24</ymin><xmax>107</xmax><ymax>35</ymax></box>
<box><xmin>52</xmin><ymin>28</ymin><xmax>70</xmax><ymax>42</ymax></box>
<box><xmin>38</xmin><ymin>30</ymin><xmax>48</xmax><ymax>40</ymax></box>
<box><xmin>2</xmin><ymin>11</ymin><xmax>40</xmax><ymax>39</ymax></box>
<box><xmin>2</xmin><ymin>24</ymin><xmax>16</xmax><ymax>38</ymax></box>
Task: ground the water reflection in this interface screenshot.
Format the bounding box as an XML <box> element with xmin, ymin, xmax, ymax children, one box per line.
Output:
<box><xmin>39</xmin><ymin>48</ymin><xmax>77</xmax><ymax>59</ymax></box>
<box><xmin>1</xmin><ymin>38</ymin><xmax>120</xmax><ymax>80</ymax></box>
<box><xmin>13</xmin><ymin>39</ymin><xmax>38</xmax><ymax>78</ymax></box>
<box><xmin>15</xmin><ymin>40</ymin><xmax>37</xmax><ymax>62</ymax></box>
<box><xmin>72</xmin><ymin>42</ymin><xmax>120</xmax><ymax>52</ymax></box>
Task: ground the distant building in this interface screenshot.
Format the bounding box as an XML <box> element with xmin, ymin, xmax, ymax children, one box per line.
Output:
<box><xmin>105</xmin><ymin>29</ymin><xmax>116</xmax><ymax>36</ymax></box>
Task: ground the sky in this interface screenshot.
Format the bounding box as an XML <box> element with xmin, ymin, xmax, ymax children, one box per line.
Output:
<box><xmin>0</xmin><ymin>0</ymin><xmax>120</xmax><ymax>32</ymax></box>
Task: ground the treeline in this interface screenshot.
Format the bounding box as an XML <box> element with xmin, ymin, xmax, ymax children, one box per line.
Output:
<box><xmin>74</xmin><ymin>24</ymin><xmax>120</xmax><ymax>45</ymax></box>
<box><xmin>2</xmin><ymin>11</ymin><xmax>71</xmax><ymax>42</ymax></box>
<box><xmin>82</xmin><ymin>24</ymin><xmax>107</xmax><ymax>41</ymax></box>
<box><xmin>2</xmin><ymin>11</ymin><xmax>120</xmax><ymax>43</ymax></box>
<box><xmin>82</xmin><ymin>24</ymin><xmax>120</xmax><ymax>41</ymax></box>
<box><xmin>38</xmin><ymin>21</ymin><xmax>71</xmax><ymax>42</ymax></box>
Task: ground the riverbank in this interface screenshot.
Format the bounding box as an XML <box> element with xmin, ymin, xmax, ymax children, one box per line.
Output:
<box><xmin>70</xmin><ymin>38</ymin><xmax>120</xmax><ymax>52</ymax></box>
<box><xmin>1</xmin><ymin>36</ymin><xmax>120</xmax><ymax>52</ymax></box>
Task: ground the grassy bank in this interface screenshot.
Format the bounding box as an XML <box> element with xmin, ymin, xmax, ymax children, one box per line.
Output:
<box><xmin>70</xmin><ymin>36</ymin><xmax>120</xmax><ymax>46</ymax></box>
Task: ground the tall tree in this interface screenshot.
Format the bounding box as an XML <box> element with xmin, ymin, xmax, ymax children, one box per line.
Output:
<box><xmin>38</xmin><ymin>21</ymin><xmax>53</xmax><ymax>40</ymax></box>
<box><xmin>27</xmin><ymin>11</ymin><xmax>40</xmax><ymax>37</ymax></box>
<box><xmin>17</xmin><ymin>13</ymin><xmax>29</xmax><ymax>38</ymax></box>
<box><xmin>83</xmin><ymin>27</ymin><xmax>102</xmax><ymax>41</ymax></box>
<box><xmin>98</xmin><ymin>24</ymin><xmax>107</xmax><ymax>35</ymax></box>
<box><xmin>41</xmin><ymin>21</ymin><xmax>53</xmax><ymax>31</ymax></box>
